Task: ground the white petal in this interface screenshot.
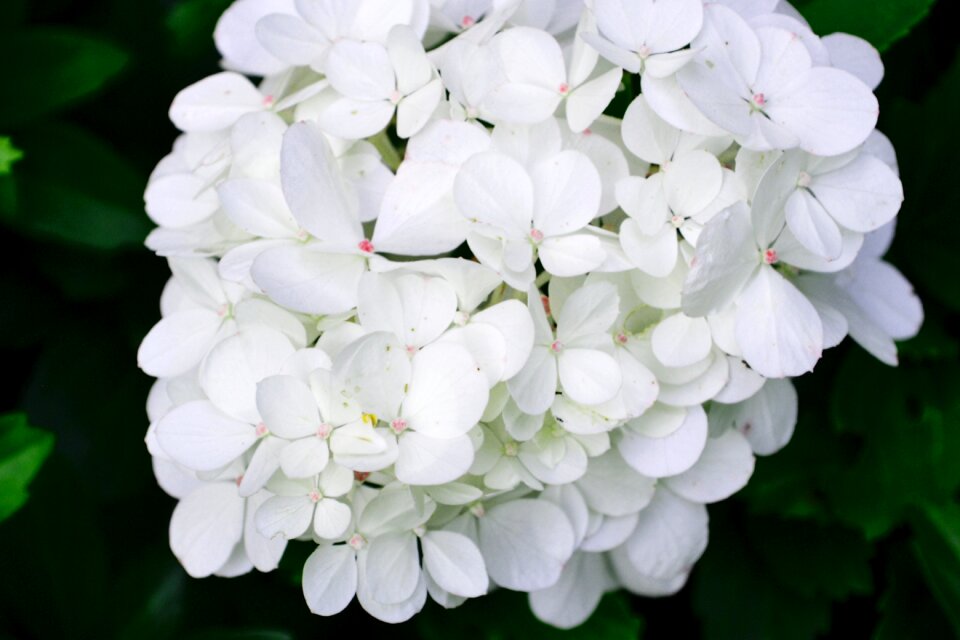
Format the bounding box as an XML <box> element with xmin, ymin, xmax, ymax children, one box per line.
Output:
<box><xmin>652</xmin><ymin>313</ymin><xmax>713</xmax><ymax>368</ymax></box>
<box><xmin>257</xmin><ymin>375</ymin><xmax>321</xmax><ymax>439</ymax></box>
<box><xmin>785</xmin><ymin>189</ymin><xmax>843</xmax><ymax>259</ymax></box>
<box><xmin>538</xmin><ymin>234</ymin><xmax>607</xmax><ymax>277</ymax></box>
<box><xmin>620</xmin><ymin>221</ymin><xmax>678</xmax><ymax>278</ymax></box>
<box><xmin>822</xmin><ymin>33</ymin><xmax>883</xmax><ymax>90</ymax></box>
<box><xmin>664</xmin><ymin>429</ymin><xmax>756</xmax><ymax>503</ymax></box>
<box><xmin>356</xmin><ymin>550</ymin><xmax>427</xmax><ymax>623</ymax></box>
<box><xmin>280</xmin><ymin>121</ymin><xmax>361</xmax><ymax>241</ymax></box>
<box><xmin>618</xmin><ymin>405</ymin><xmax>708</xmax><ymax>478</ymax></box>
<box><xmin>396</xmin><ymin>432</ymin><xmax>474</xmax><ymax>485</ymax></box>
<box><xmin>169</xmin><ymin>483</ymin><xmax>245</xmax><ymax>578</ymax></box>
<box><xmin>325</xmin><ymin>40</ymin><xmax>395</xmax><ymax>101</ymax></box>
<box><xmin>531</xmin><ymin>151</ymin><xmax>602</xmax><ymax>236</ymax></box>
<box><xmin>558</xmin><ymin>348</ymin><xmax>622</xmax><ymax>406</ymax></box>
<box><xmin>811</xmin><ymin>153</ymin><xmax>903</xmax><ymax>233</ymax></box>
<box><xmin>317</xmin><ymin>95</ymin><xmax>397</xmax><ymax>140</ymax></box>
<box><xmin>303</xmin><ymin>544</ymin><xmax>358</xmax><ymax>616</ymax></box>
<box><xmin>217</xmin><ymin>178</ymin><xmax>298</xmax><ymax>238</ymax></box>
<box><xmin>471</xmin><ymin>300</ymin><xmax>535</xmax><ymax>380</ymax></box>
<box><xmin>566</xmin><ymin>67</ymin><xmax>623</xmax><ymax>133</ymax></box>
<box><xmin>621</xmin><ymin>488</ymin><xmax>708</xmax><ymax>579</ymax></box>
<box><xmin>243</xmin><ymin>490</ymin><xmax>287</xmax><ymax>572</ymax></box>
<box><xmin>735</xmin><ymin>266</ymin><xmax>823</xmax><ymax>378</ymax></box>
<box><xmin>478</xmin><ymin>499</ymin><xmax>575</xmax><ymax>591</ymax></box>
<box><xmin>145</xmin><ymin>174</ymin><xmax>219</xmax><ymax>228</ymax></box>
<box><xmin>422</xmin><ymin>530</ymin><xmax>488</xmax><ymax>597</ymax></box>
<box><xmin>334</xmin><ymin>332</ymin><xmax>411</xmax><ymax>420</ymax></box>
<box><xmin>364</xmin><ymin>531</ymin><xmax>421</xmax><ymax>604</ymax></box>
<box><xmin>507</xmin><ymin>346</ymin><xmax>558</xmax><ymax>415</ymax></box>
<box><xmin>404</xmin><ymin>343</ymin><xmax>489</xmax><ymax>438</ymax></box>
<box><xmin>138</xmin><ymin>310</ymin><xmax>220</xmax><ymax>378</ymax></box>
<box><xmin>454</xmin><ymin>151</ymin><xmax>533</xmax><ymax>235</ymax></box>
<box><xmin>358</xmin><ymin>272</ymin><xmax>457</xmax><ymax>347</ymax></box>
<box><xmin>397</xmin><ymin>78</ymin><xmax>444</xmax><ymax>138</ymax></box>
<box><xmin>682</xmin><ymin>203</ymin><xmax>759</xmax><ymax>317</ymax></box>
<box><xmin>556</xmin><ymin>281</ymin><xmax>620</xmax><ymax>342</ymax></box>
<box><xmin>251</xmin><ymin>245</ymin><xmax>365</xmax><ymax>315</ymax></box>
<box><xmin>155</xmin><ymin>401</ymin><xmax>255</xmax><ymax>471</ymax></box>
<box><xmin>200</xmin><ymin>326</ymin><xmax>296</xmax><ymax>423</ymax></box>
<box><xmin>255</xmin><ymin>494</ymin><xmax>313</xmax><ymax>540</ymax></box>
<box><xmin>169</xmin><ymin>72</ymin><xmax>263</xmax><ymax>132</ymax></box>
<box><xmin>576</xmin><ymin>449</ymin><xmax>655</xmax><ymax>516</ymax></box>
<box><xmin>768</xmin><ymin>68</ymin><xmax>879</xmax><ymax>156</ymax></box>
<box><xmin>280</xmin><ymin>437</ymin><xmax>330</xmax><ymax>478</ymax></box>
<box><xmin>238</xmin><ymin>435</ymin><xmax>286</xmax><ymax>496</ymax></box>
<box><xmin>313</xmin><ymin>498</ymin><xmax>352</xmax><ymax>539</ymax></box>
<box><xmin>712</xmin><ymin>378</ymin><xmax>797</xmax><ymax>455</ymax></box>
<box><xmin>529</xmin><ymin>551</ymin><xmax>611</xmax><ymax>630</ymax></box>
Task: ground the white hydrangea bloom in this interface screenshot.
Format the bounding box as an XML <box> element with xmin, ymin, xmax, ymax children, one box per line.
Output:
<box><xmin>140</xmin><ymin>0</ymin><xmax>921</xmax><ymax>629</ymax></box>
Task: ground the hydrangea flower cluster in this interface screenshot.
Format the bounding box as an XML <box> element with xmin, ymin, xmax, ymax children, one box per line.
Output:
<box><xmin>140</xmin><ymin>0</ymin><xmax>923</xmax><ymax>628</ymax></box>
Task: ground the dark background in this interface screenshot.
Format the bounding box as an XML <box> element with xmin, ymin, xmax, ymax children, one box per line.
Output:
<box><xmin>1</xmin><ymin>1</ymin><xmax>958</xmax><ymax>638</ymax></box>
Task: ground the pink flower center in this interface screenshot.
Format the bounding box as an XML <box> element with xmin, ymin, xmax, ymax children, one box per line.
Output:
<box><xmin>262</xmin><ymin>94</ymin><xmax>275</xmax><ymax>108</ymax></box>
<box><xmin>550</xmin><ymin>340</ymin><xmax>563</xmax><ymax>353</ymax></box>
<box><xmin>558</xmin><ymin>83</ymin><xmax>570</xmax><ymax>95</ymax></box>
<box><xmin>358</xmin><ymin>239</ymin><xmax>375</xmax><ymax>254</ymax></box>
<box><xmin>530</xmin><ymin>228</ymin><xmax>544</xmax><ymax>243</ymax></box>
<box><xmin>461</xmin><ymin>15</ymin><xmax>476</xmax><ymax>27</ymax></box>
<box><xmin>216</xmin><ymin>303</ymin><xmax>229</xmax><ymax>318</ymax></box>
<box><xmin>255</xmin><ymin>422</ymin><xmax>269</xmax><ymax>437</ymax></box>
<box><xmin>309</xmin><ymin>490</ymin><xmax>321</xmax><ymax>503</ymax></box>
<box><xmin>671</xmin><ymin>215</ymin><xmax>684</xmax><ymax>228</ymax></box>
<box><xmin>797</xmin><ymin>171</ymin><xmax>812</xmax><ymax>188</ymax></box>
<box><xmin>354</xmin><ymin>471</ymin><xmax>371</xmax><ymax>482</ymax></box>
<box><xmin>752</xmin><ymin>92</ymin><xmax>767</xmax><ymax>108</ymax></box>
<box><xmin>763</xmin><ymin>249</ymin><xmax>779</xmax><ymax>265</ymax></box>
<box><xmin>348</xmin><ymin>533</ymin><xmax>366</xmax><ymax>550</ymax></box>
<box><xmin>390</xmin><ymin>418</ymin><xmax>408</xmax><ymax>434</ymax></box>
<box><xmin>616</xmin><ymin>332</ymin><xmax>629</xmax><ymax>345</ymax></box>
<box><xmin>316</xmin><ymin>423</ymin><xmax>332</xmax><ymax>439</ymax></box>
<box><xmin>235</xmin><ymin>475</ymin><xmax>244</xmax><ymax>487</ymax></box>
<box><xmin>389</xmin><ymin>90</ymin><xmax>402</xmax><ymax>105</ymax></box>
<box><xmin>637</xmin><ymin>45</ymin><xmax>652</xmax><ymax>59</ymax></box>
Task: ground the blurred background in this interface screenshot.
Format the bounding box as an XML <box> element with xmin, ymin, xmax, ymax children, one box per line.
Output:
<box><xmin>0</xmin><ymin>1</ymin><xmax>958</xmax><ymax>638</ymax></box>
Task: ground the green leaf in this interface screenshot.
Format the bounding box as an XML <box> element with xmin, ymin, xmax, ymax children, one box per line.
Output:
<box><xmin>0</xmin><ymin>28</ymin><xmax>128</xmax><ymax>127</ymax></box>
<box><xmin>0</xmin><ymin>413</ymin><xmax>55</xmax><ymax>523</ymax></box>
<box><xmin>0</xmin><ymin>137</ymin><xmax>24</xmax><ymax>175</ymax></box>
<box><xmin>795</xmin><ymin>0</ymin><xmax>935</xmax><ymax>52</ymax></box>
<box><xmin>167</xmin><ymin>0</ymin><xmax>233</xmax><ymax>58</ymax></box>
<box><xmin>874</xmin><ymin>544</ymin><xmax>955</xmax><ymax>640</ymax></box>
<box><xmin>911</xmin><ymin>502</ymin><xmax>960</xmax><ymax>635</ymax></box>
<box><xmin>883</xmin><ymin>51</ymin><xmax>960</xmax><ymax>312</ymax></box>
<box><xmin>0</xmin><ymin>121</ymin><xmax>151</xmax><ymax>251</ymax></box>
<box><xmin>827</xmin><ymin>350</ymin><xmax>960</xmax><ymax>538</ymax></box>
<box><xmin>417</xmin><ymin>589</ymin><xmax>642</xmax><ymax>640</ymax></box>
<box><xmin>693</xmin><ymin>510</ymin><xmax>836</xmax><ymax>640</ymax></box>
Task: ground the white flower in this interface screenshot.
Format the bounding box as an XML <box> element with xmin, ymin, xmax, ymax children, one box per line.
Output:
<box><xmin>142</xmin><ymin>0</ymin><xmax>922</xmax><ymax>627</ymax></box>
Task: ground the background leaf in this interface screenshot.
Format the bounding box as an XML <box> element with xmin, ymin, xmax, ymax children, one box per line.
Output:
<box><xmin>0</xmin><ymin>413</ymin><xmax>54</xmax><ymax>522</ymax></box>
<box><xmin>0</xmin><ymin>28</ymin><xmax>128</xmax><ymax>127</ymax></box>
<box><xmin>793</xmin><ymin>0</ymin><xmax>936</xmax><ymax>51</ymax></box>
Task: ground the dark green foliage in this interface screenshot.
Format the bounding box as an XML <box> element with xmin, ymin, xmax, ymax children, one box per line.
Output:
<box><xmin>0</xmin><ymin>1</ymin><xmax>958</xmax><ymax>638</ymax></box>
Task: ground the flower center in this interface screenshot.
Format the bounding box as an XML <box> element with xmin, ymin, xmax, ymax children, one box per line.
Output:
<box><xmin>358</xmin><ymin>239</ymin><xmax>375</xmax><ymax>254</ymax></box>
<box><xmin>550</xmin><ymin>340</ymin><xmax>563</xmax><ymax>353</ymax></box>
<box><xmin>348</xmin><ymin>533</ymin><xmax>367</xmax><ymax>550</ymax></box>
<box><xmin>615</xmin><ymin>332</ymin><xmax>629</xmax><ymax>345</ymax></box>
<box><xmin>255</xmin><ymin>422</ymin><xmax>269</xmax><ymax>437</ymax></box>
<box><xmin>637</xmin><ymin>44</ymin><xmax>652</xmax><ymax>59</ymax></box>
<box><xmin>216</xmin><ymin>303</ymin><xmax>230</xmax><ymax>318</ymax></box>
<box><xmin>454</xmin><ymin>310</ymin><xmax>470</xmax><ymax>326</ymax></box>
<box><xmin>309</xmin><ymin>490</ymin><xmax>322</xmax><ymax>503</ymax></box>
<box><xmin>751</xmin><ymin>92</ymin><xmax>767</xmax><ymax>110</ymax></box>
<box><xmin>763</xmin><ymin>248</ymin><xmax>779</xmax><ymax>265</ymax></box>
<box><xmin>262</xmin><ymin>94</ymin><xmax>275</xmax><ymax>108</ymax></box>
<box><xmin>797</xmin><ymin>171</ymin><xmax>812</xmax><ymax>188</ymax></box>
<box><xmin>469</xmin><ymin>503</ymin><xmax>486</xmax><ymax>517</ymax></box>
<box><xmin>354</xmin><ymin>471</ymin><xmax>371</xmax><ymax>482</ymax></box>
<box><xmin>670</xmin><ymin>214</ymin><xmax>684</xmax><ymax>228</ymax></box>
<box><xmin>503</xmin><ymin>441</ymin><xmax>519</xmax><ymax>457</ymax></box>
<box><xmin>530</xmin><ymin>228</ymin><xmax>544</xmax><ymax>244</ymax></box>
<box><xmin>461</xmin><ymin>15</ymin><xmax>476</xmax><ymax>27</ymax></box>
<box><xmin>558</xmin><ymin>83</ymin><xmax>570</xmax><ymax>95</ymax></box>
<box><xmin>390</xmin><ymin>418</ymin><xmax>408</xmax><ymax>434</ymax></box>
<box><xmin>388</xmin><ymin>90</ymin><xmax>402</xmax><ymax>105</ymax></box>
<box><xmin>316</xmin><ymin>423</ymin><xmax>332</xmax><ymax>439</ymax></box>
